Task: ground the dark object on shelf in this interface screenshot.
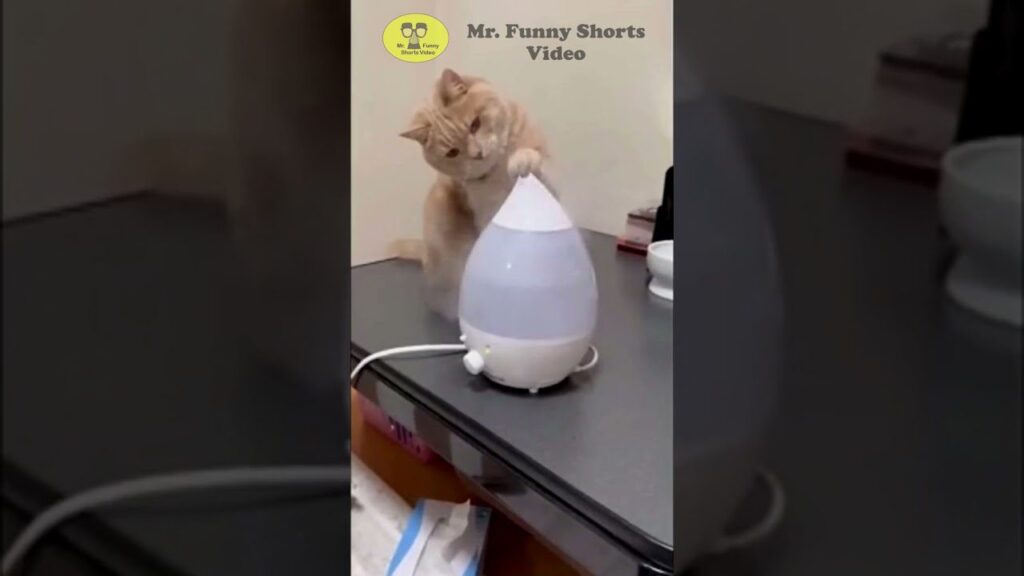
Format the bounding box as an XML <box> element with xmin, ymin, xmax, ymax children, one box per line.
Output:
<box><xmin>652</xmin><ymin>166</ymin><xmax>674</xmax><ymax>243</ymax></box>
<box><xmin>616</xmin><ymin>166</ymin><xmax>673</xmax><ymax>255</ymax></box>
<box><xmin>615</xmin><ymin>239</ymin><xmax>649</xmax><ymax>256</ymax></box>
<box><xmin>956</xmin><ymin>0</ymin><xmax>1023</xmax><ymax>142</ymax></box>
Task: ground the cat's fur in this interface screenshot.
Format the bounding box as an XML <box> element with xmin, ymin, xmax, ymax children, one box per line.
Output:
<box><xmin>393</xmin><ymin>69</ymin><xmax>550</xmax><ymax>318</ymax></box>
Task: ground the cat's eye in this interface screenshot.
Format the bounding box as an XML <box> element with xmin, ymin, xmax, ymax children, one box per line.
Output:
<box><xmin>446</xmin><ymin>148</ymin><xmax>459</xmax><ymax>158</ymax></box>
<box><xmin>469</xmin><ymin>117</ymin><xmax>481</xmax><ymax>134</ymax></box>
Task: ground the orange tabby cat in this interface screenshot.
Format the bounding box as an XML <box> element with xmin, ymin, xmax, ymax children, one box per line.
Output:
<box><xmin>392</xmin><ymin>69</ymin><xmax>551</xmax><ymax>318</ymax></box>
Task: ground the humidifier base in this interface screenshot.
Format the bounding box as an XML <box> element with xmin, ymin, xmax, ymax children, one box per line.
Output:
<box><xmin>460</xmin><ymin>322</ymin><xmax>593</xmax><ymax>392</ymax></box>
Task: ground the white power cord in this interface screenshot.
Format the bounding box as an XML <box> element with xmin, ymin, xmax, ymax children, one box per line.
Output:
<box><xmin>350</xmin><ymin>343</ymin><xmax>600</xmax><ymax>383</ymax></box>
<box><xmin>350</xmin><ymin>344</ymin><xmax>467</xmax><ymax>382</ymax></box>
<box><xmin>2</xmin><ymin>466</ymin><xmax>349</xmax><ymax>575</ymax></box>
<box><xmin>708</xmin><ymin>468</ymin><xmax>786</xmax><ymax>554</ymax></box>
<box><xmin>574</xmin><ymin>346</ymin><xmax>600</xmax><ymax>373</ymax></box>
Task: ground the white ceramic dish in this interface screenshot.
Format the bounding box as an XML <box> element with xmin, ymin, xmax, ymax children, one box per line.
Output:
<box><xmin>939</xmin><ymin>136</ymin><xmax>1022</xmax><ymax>326</ymax></box>
<box><xmin>647</xmin><ymin>240</ymin><xmax>674</xmax><ymax>301</ymax></box>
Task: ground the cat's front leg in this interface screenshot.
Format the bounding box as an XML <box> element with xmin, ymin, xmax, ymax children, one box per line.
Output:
<box><xmin>507</xmin><ymin>147</ymin><xmax>543</xmax><ymax>178</ymax></box>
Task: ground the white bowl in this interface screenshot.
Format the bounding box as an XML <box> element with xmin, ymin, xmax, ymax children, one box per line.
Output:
<box><xmin>647</xmin><ymin>240</ymin><xmax>674</xmax><ymax>301</ymax></box>
<box><xmin>939</xmin><ymin>137</ymin><xmax>1022</xmax><ymax>326</ymax></box>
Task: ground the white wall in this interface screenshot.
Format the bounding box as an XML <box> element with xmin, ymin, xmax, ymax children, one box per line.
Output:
<box><xmin>2</xmin><ymin>0</ymin><xmax>231</xmax><ymax>219</ymax></box>
<box><xmin>679</xmin><ymin>0</ymin><xmax>988</xmax><ymax>124</ymax></box>
<box><xmin>352</xmin><ymin>0</ymin><xmax>444</xmax><ymax>265</ymax></box>
<box><xmin>352</xmin><ymin>0</ymin><xmax>673</xmax><ymax>265</ymax></box>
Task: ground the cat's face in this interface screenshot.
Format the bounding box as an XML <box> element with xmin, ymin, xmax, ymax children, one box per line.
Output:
<box><xmin>401</xmin><ymin>69</ymin><xmax>509</xmax><ymax>180</ymax></box>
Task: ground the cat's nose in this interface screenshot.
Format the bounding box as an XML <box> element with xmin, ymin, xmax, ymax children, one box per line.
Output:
<box><xmin>472</xmin><ymin>150</ymin><xmax>484</xmax><ymax>159</ymax></box>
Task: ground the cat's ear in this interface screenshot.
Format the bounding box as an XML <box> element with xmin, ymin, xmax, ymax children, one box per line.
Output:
<box><xmin>400</xmin><ymin>123</ymin><xmax>430</xmax><ymax>144</ymax></box>
<box><xmin>435</xmin><ymin>68</ymin><xmax>468</xmax><ymax>106</ymax></box>
<box><xmin>400</xmin><ymin>110</ymin><xmax>430</xmax><ymax>144</ymax></box>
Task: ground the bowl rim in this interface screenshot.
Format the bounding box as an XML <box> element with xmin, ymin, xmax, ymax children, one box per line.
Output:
<box><xmin>942</xmin><ymin>136</ymin><xmax>1022</xmax><ymax>205</ymax></box>
<box><xmin>648</xmin><ymin>240</ymin><xmax>674</xmax><ymax>261</ymax></box>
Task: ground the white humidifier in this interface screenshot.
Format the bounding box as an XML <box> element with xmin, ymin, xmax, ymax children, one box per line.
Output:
<box><xmin>458</xmin><ymin>175</ymin><xmax>598</xmax><ymax>392</ymax></box>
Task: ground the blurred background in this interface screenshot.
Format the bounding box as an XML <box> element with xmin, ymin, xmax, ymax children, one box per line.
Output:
<box><xmin>676</xmin><ymin>0</ymin><xmax>1020</xmax><ymax>574</ymax></box>
<box><xmin>682</xmin><ymin>0</ymin><xmax>988</xmax><ymax>124</ymax></box>
<box><xmin>4</xmin><ymin>1</ymin><xmax>350</xmax><ymax>574</ymax></box>
<box><xmin>3</xmin><ymin>0</ymin><xmax>232</xmax><ymax>218</ymax></box>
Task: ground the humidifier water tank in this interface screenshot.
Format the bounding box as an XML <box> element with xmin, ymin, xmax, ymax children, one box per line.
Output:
<box><xmin>458</xmin><ymin>175</ymin><xmax>598</xmax><ymax>391</ymax></box>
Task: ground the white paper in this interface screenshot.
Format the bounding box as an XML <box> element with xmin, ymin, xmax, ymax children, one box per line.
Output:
<box><xmin>351</xmin><ymin>457</ymin><xmax>411</xmax><ymax>576</ymax></box>
<box><xmin>387</xmin><ymin>499</ymin><xmax>492</xmax><ymax>576</ymax></box>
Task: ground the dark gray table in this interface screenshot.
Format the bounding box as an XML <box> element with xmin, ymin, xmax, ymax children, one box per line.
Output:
<box><xmin>351</xmin><ymin>231</ymin><xmax>674</xmax><ymax>575</ymax></box>
<box><xmin>3</xmin><ymin>197</ymin><xmax>349</xmax><ymax>576</ymax></box>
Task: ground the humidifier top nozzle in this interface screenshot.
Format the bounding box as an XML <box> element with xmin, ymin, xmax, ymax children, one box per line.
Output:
<box><xmin>492</xmin><ymin>174</ymin><xmax>573</xmax><ymax>232</ymax></box>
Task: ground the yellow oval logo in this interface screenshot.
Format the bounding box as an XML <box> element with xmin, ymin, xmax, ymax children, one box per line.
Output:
<box><xmin>383</xmin><ymin>13</ymin><xmax>448</xmax><ymax>63</ymax></box>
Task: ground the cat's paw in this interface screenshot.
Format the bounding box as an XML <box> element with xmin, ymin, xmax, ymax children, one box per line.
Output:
<box><xmin>507</xmin><ymin>148</ymin><xmax>542</xmax><ymax>178</ymax></box>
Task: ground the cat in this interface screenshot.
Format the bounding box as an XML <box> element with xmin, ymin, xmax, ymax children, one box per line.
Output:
<box><xmin>392</xmin><ymin>68</ymin><xmax>551</xmax><ymax>319</ymax></box>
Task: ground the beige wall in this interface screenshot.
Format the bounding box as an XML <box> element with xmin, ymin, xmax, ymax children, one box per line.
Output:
<box><xmin>352</xmin><ymin>1</ymin><xmax>672</xmax><ymax>265</ymax></box>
